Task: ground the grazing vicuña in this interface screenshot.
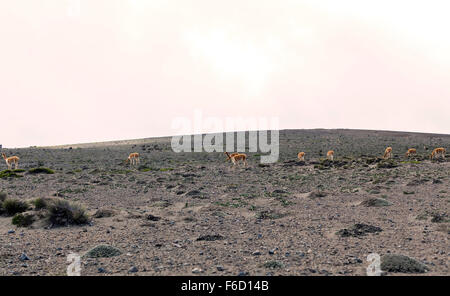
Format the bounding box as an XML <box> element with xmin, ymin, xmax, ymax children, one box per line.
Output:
<box><xmin>297</xmin><ymin>152</ymin><xmax>305</xmax><ymax>161</ymax></box>
<box><xmin>430</xmin><ymin>148</ymin><xmax>446</xmax><ymax>160</ymax></box>
<box><xmin>406</xmin><ymin>148</ymin><xmax>417</xmax><ymax>157</ymax></box>
<box><xmin>326</xmin><ymin>150</ymin><xmax>334</xmax><ymax>161</ymax></box>
<box><xmin>125</xmin><ymin>152</ymin><xmax>140</xmax><ymax>166</ymax></box>
<box><xmin>383</xmin><ymin>147</ymin><xmax>393</xmax><ymax>159</ymax></box>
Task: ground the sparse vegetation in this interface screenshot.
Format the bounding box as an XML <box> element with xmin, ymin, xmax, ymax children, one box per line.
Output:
<box><xmin>0</xmin><ymin>191</ymin><xmax>7</xmax><ymax>202</ymax></box>
<box><xmin>32</xmin><ymin>197</ymin><xmax>50</xmax><ymax>210</ymax></box>
<box><xmin>12</xmin><ymin>213</ymin><xmax>34</xmax><ymax>227</ymax></box>
<box><xmin>83</xmin><ymin>245</ymin><xmax>122</xmax><ymax>258</ymax></box>
<box><xmin>262</xmin><ymin>261</ymin><xmax>284</xmax><ymax>269</ymax></box>
<box><xmin>1</xmin><ymin>198</ymin><xmax>29</xmax><ymax>216</ymax></box>
<box><xmin>93</xmin><ymin>209</ymin><xmax>116</xmax><ymax>218</ymax></box>
<box><xmin>0</xmin><ymin>129</ymin><xmax>448</xmax><ymax>275</ymax></box>
<box><xmin>360</xmin><ymin>198</ymin><xmax>392</xmax><ymax>207</ymax></box>
<box><xmin>0</xmin><ymin>169</ymin><xmax>24</xmax><ymax>179</ymax></box>
<box><xmin>381</xmin><ymin>254</ymin><xmax>428</xmax><ymax>273</ymax></box>
<box><xmin>45</xmin><ymin>199</ymin><xmax>89</xmax><ymax>226</ymax></box>
<box><xmin>256</xmin><ymin>210</ymin><xmax>285</xmax><ymax>220</ymax></box>
<box><xmin>28</xmin><ymin>167</ymin><xmax>55</xmax><ymax>174</ymax></box>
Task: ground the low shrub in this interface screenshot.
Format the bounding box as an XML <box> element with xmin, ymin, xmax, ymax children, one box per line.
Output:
<box><xmin>32</xmin><ymin>197</ymin><xmax>50</xmax><ymax>210</ymax></box>
<box><xmin>45</xmin><ymin>199</ymin><xmax>89</xmax><ymax>226</ymax></box>
<box><xmin>28</xmin><ymin>167</ymin><xmax>55</xmax><ymax>174</ymax></box>
<box><xmin>1</xmin><ymin>199</ymin><xmax>29</xmax><ymax>216</ymax></box>
<box><xmin>0</xmin><ymin>170</ymin><xmax>24</xmax><ymax>179</ymax></box>
<box><xmin>12</xmin><ymin>213</ymin><xmax>35</xmax><ymax>227</ymax></box>
<box><xmin>0</xmin><ymin>192</ymin><xmax>7</xmax><ymax>202</ymax></box>
<box><xmin>83</xmin><ymin>245</ymin><xmax>122</xmax><ymax>258</ymax></box>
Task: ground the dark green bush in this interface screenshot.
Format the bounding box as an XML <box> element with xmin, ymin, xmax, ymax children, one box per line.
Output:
<box><xmin>0</xmin><ymin>170</ymin><xmax>24</xmax><ymax>179</ymax></box>
<box><xmin>28</xmin><ymin>167</ymin><xmax>55</xmax><ymax>174</ymax></box>
<box><xmin>45</xmin><ymin>199</ymin><xmax>89</xmax><ymax>226</ymax></box>
<box><xmin>12</xmin><ymin>213</ymin><xmax>34</xmax><ymax>227</ymax></box>
<box><xmin>1</xmin><ymin>199</ymin><xmax>29</xmax><ymax>216</ymax></box>
<box><xmin>32</xmin><ymin>197</ymin><xmax>50</xmax><ymax>210</ymax></box>
<box><xmin>83</xmin><ymin>245</ymin><xmax>122</xmax><ymax>258</ymax></box>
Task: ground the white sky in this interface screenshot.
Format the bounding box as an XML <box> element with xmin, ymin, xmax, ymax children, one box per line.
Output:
<box><xmin>1</xmin><ymin>0</ymin><xmax>449</xmax><ymax>147</ymax></box>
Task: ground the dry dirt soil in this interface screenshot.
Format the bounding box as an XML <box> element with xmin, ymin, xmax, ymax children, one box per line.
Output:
<box><xmin>0</xmin><ymin>129</ymin><xmax>449</xmax><ymax>276</ymax></box>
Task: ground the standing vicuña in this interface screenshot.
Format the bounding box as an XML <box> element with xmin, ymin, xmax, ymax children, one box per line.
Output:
<box><xmin>224</xmin><ymin>152</ymin><xmax>247</xmax><ymax>166</ymax></box>
<box><xmin>326</xmin><ymin>150</ymin><xmax>334</xmax><ymax>161</ymax></box>
<box><xmin>2</xmin><ymin>152</ymin><xmax>19</xmax><ymax>170</ymax></box>
<box><xmin>383</xmin><ymin>147</ymin><xmax>393</xmax><ymax>159</ymax></box>
<box><xmin>430</xmin><ymin>148</ymin><xmax>446</xmax><ymax>160</ymax></box>
<box><xmin>297</xmin><ymin>152</ymin><xmax>305</xmax><ymax>161</ymax></box>
<box><xmin>126</xmin><ymin>153</ymin><xmax>140</xmax><ymax>166</ymax></box>
<box><xmin>405</xmin><ymin>148</ymin><xmax>417</xmax><ymax>157</ymax></box>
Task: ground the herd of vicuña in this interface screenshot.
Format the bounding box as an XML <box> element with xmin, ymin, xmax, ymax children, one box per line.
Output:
<box><xmin>0</xmin><ymin>146</ymin><xmax>447</xmax><ymax>170</ymax></box>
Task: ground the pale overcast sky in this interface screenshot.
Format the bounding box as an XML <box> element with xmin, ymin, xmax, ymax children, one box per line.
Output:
<box><xmin>1</xmin><ymin>0</ymin><xmax>449</xmax><ymax>147</ymax></box>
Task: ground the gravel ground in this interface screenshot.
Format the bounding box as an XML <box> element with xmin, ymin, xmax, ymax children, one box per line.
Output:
<box><xmin>0</xmin><ymin>129</ymin><xmax>449</xmax><ymax>276</ymax></box>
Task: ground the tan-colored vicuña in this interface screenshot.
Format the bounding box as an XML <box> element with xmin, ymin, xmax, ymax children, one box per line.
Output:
<box><xmin>326</xmin><ymin>150</ymin><xmax>334</xmax><ymax>161</ymax></box>
<box><xmin>224</xmin><ymin>152</ymin><xmax>247</xmax><ymax>166</ymax></box>
<box><xmin>430</xmin><ymin>148</ymin><xmax>446</xmax><ymax>160</ymax></box>
<box><xmin>297</xmin><ymin>152</ymin><xmax>305</xmax><ymax>161</ymax></box>
<box><xmin>224</xmin><ymin>152</ymin><xmax>240</xmax><ymax>162</ymax></box>
<box><xmin>405</xmin><ymin>148</ymin><xmax>417</xmax><ymax>157</ymax></box>
<box><xmin>2</xmin><ymin>152</ymin><xmax>19</xmax><ymax>170</ymax></box>
<box><xmin>383</xmin><ymin>147</ymin><xmax>393</xmax><ymax>159</ymax></box>
<box><xmin>126</xmin><ymin>152</ymin><xmax>140</xmax><ymax>165</ymax></box>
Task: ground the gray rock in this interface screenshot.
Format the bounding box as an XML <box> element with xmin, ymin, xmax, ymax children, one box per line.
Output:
<box><xmin>19</xmin><ymin>253</ymin><xmax>30</xmax><ymax>261</ymax></box>
<box><xmin>216</xmin><ymin>265</ymin><xmax>225</xmax><ymax>271</ymax></box>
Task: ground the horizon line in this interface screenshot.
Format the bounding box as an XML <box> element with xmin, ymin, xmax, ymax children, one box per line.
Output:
<box><xmin>2</xmin><ymin>128</ymin><xmax>450</xmax><ymax>149</ymax></box>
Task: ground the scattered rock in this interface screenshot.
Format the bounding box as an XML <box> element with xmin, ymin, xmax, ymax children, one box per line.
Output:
<box><xmin>431</xmin><ymin>213</ymin><xmax>449</xmax><ymax>223</ymax></box>
<box><xmin>128</xmin><ymin>266</ymin><xmax>138</xmax><ymax>273</ymax></box>
<box><xmin>192</xmin><ymin>268</ymin><xmax>202</xmax><ymax>274</ymax></box>
<box><xmin>336</xmin><ymin>223</ymin><xmax>383</xmax><ymax>237</ymax></box>
<box><xmin>377</xmin><ymin>160</ymin><xmax>398</xmax><ymax>169</ymax></box>
<box><xmin>19</xmin><ymin>253</ymin><xmax>30</xmax><ymax>261</ymax></box>
<box><xmin>196</xmin><ymin>234</ymin><xmax>224</xmax><ymax>241</ymax></box>
<box><xmin>360</xmin><ymin>198</ymin><xmax>392</xmax><ymax>207</ymax></box>
<box><xmin>308</xmin><ymin>191</ymin><xmax>327</xmax><ymax>199</ymax></box>
<box><xmin>407</xmin><ymin>179</ymin><xmax>429</xmax><ymax>186</ymax></box>
<box><xmin>146</xmin><ymin>214</ymin><xmax>161</xmax><ymax>221</ymax></box>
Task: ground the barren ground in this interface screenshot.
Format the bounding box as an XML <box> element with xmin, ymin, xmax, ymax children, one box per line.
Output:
<box><xmin>0</xmin><ymin>129</ymin><xmax>449</xmax><ymax>276</ymax></box>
